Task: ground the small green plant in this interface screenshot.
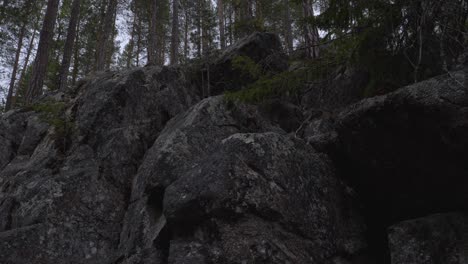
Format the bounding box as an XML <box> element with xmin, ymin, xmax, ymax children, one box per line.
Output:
<box><xmin>31</xmin><ymin>100</ymin><xmax>75</xmax><ymax>151</ymax></box>
<box><xmin>232</xmin><ymin>55</ymin><xmax>262</xmax><ymax>80</ymax></box>
<box><xmin>226</xmin><ymin>57</ymin><xmax>339</xmax><ymax>103</ymax></box>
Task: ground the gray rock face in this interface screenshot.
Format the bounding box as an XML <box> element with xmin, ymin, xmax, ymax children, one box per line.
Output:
<box><xmin>209</xmin><ymin>32</ymin><xmax>288</xmax><ymax>94</ymax></box>
<box><xmin>0</xmin><ymin>66</ymin><xmax>199</xmax><ymax>264</ymax></box>
<box><xmin>388</xmin><ymin>213</ymin><xmax>468</xmax><ymax>264</ymax></box>
<box><xmin>118</xmin><ymin>96</ymin><xmax>367</xmax><ymax>263</ymax></box>
<box><xmin>332</xmin><ymin>71</ymin><xmax>468</xmax><ymax>222</ymax></box>
<box><xmin>0</xmin><ymin>32</ymin><xmax>466</xmax><ymax>264</ymax></box>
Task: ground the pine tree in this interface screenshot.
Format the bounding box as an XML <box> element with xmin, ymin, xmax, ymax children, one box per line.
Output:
<box><xmin>25</xmin><ymin>0</ymin><xmax>60</xmax><ymax>103</ymax></box>
<box><xmin>170</xmin><ymin>0</ymin><xmax>180</xmax><ymax>65</ymax></box>
<box><xmin>95</xmin><ymin>0</ymin><xmax>118</xmax><ymax>71</ymax></box>
<box><xmin>57</xmin><ymin>0</ymin><xmax>81</xmax><ymax>90</ymax></box>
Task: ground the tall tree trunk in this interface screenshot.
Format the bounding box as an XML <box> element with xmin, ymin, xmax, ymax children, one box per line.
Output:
<box><xmin>106</xmin><ymin>6</ymin><xmax>118</xmax><ymax>68</ymax></box>
<box><xmin>136</xmin><ymin>12</ymin><xmax>142</xmax><ymax>66</ymax></box>
<box><xmin>217</xmin><ymin>0</ymin><xmax>225</xmax><ymax>49</ymax></box>
<box><xmin>228</xmin><ymin>4</ymin><xmax>233</xmax><ymax>45</ymax></box>
<box><xmin>57</xmin><ymin>0</ymin><xmax>81</xmax><ymax>91</ymax></box>
<box><xmin>196</xmin><ymin>0</ymin><xmax>203</xmax><ymax>58</ymax></box>
<box><xmin>25</xmin><ymin>0</ymin><xmax>60</xmax><ymax>103</ymax></box>
<box><xmin>196</xmin><ymin>0</ymin><xmax>202</xmax><ymax>57</ymax></box>
<box><xmin>127</xmin><ymin>10</ymin><xmax>137</xmax><ymax>68</ymax></box>
<box><xmin>302</xmin><ymin>0</ymin><xmax>319</xmax><ymax>59</ymax></box>
<box><xmin>283</xmin><ymin>0</ymin><xmax>293</xmax><ymax>54</ymax></box>
<box><xmin>170</xmin><ymin>0</ymin><xmax>180</xmax><ymax>65</ymax></box>
<box><xmin>95</xmin><ymin>0</ymin><xmax>117</xmax><ymax>71</ymax></box>
<box><xmin>5</xmin><ymin>23</ymin><xmax>26</xmax><ymax>111</ymax></box>
<box><xmin>147</xmin><ymin>0</ymin><xmax>159</xmax><ymax>64</ymax></box>
<box><xmin>201</xmin><ymin>0</ymin><xmax>209</xmax><ymax>56</ymax></box>
<box><xmin>71</xmin><ymin>10</ymin><xmax>82</xmax><ymax>86</ymax></box>
<box><xmin>17</xmin><ymin>23</ymin><xmax>37</xmax><ymax>102</ymax></box>
<box><xmin>159</xmin><ymin>30</ymin><xmax>166</xmax><ymax>65</ymax></box>
<box><xmin>184</xmin><ymin>6</ymin><xmax>189</xmax><ymax>60</ymax></box>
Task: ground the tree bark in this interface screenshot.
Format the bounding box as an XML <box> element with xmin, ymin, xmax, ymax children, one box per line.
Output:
<box><xmin>201</xmin><ymin>0</ymin><xmax>209</xmax><ymax>56</ymax></box>
<box><xmin>106</xmin><ymin>5</ymin><xmax>118</xmax><ymax>69</ymax></box>
<box><xmin>147</xmin><ymin>0</ymin><xmax>159</xmax><ymax>65</ymax></box>
<box><xmin>71</xmin><ymin>10</ymin><xmax>82</xmax><ymax>86</ymax></box>
<box><xmin>196</xmin><ymin>0</ymin><xmax>202</xmax><ymax>57</ymax></box>
<box><xmin>95</xmin><ymin>0</ymin><xmax>117</xmax><ymax>71</ymax></box>
<box><xmin>126</xmin><ymin>9</ymin><xmax>137</xmax><ymax>68</ymax></box>
<box><xmin>283</xmin><ymin>0</ymin><xmax>293</xmax><ymax>54</ymax></box>
<box><xmin>228</xmin><ymin>3</ymin><xmax>233</xmax><ymax>45</ymax></box>
<box><xmin>217</xmin><ymin>0</ymin><xmax>225</xmax><ymax>49</ymax></box>
<box><xmin>136</xmin><ymin>11</ymin><xmax>142</xmax><ymax>66</ymax></box>
<box><xmin>17</xmin><ymin>24</ymin><xmax>37</xmax><ymax>95</ymax></box>
<box><xmin>58</xmin><ymin>0</ymin><xmax>81</xmax><ymax>90</ymax></box>
<box><xmin>302</xmin><ymin>0</ymin><xmax>319</xmax><ymax>59</ymax></box>
<box><xmin>5</xmin><ymin>23</ymin><xmax>26</xmax><ymax>111</ymax></box>
<box><xmin>25</xmin><ymin>0</ymin><xmax>60</xmax><ymax>103</ymax></box>
<box><xmin>170</xmin><ymin>0</ymin><xmax>180</xmax><ymax>65</ymax></box>
<box><xmin>184</xmin><ymin>5</ymin><xmax>189</xmax><ymax>60</ymax></box>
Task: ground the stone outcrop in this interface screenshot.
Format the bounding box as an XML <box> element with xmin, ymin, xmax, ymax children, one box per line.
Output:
<box><xmin>388</xmin><ymin>213</ymin><xmax>468</xmax><ymax>264</ymax></box>
<box><xmin>208</xmin><ymin>32</ymin><xmax>288</xmax><ymax>94</ymax></box>
<box><xmin>0</xmin><ymin>66</ymin><xmax>200</xmax><ymax>264</ymax></box>
<box><xmin>118</xmin><ymin>96</ymin><xmax>367</xmax><ymax>263</ymax></box>
<box><xmin>334</xmin><ymin>70</ymin><xmax>468</xmax><ymax>221</ymax></box>
<box><xmin>0</xmin><ymin>32</ymin><xmax>467</xmax><ymax>264</ymax></box>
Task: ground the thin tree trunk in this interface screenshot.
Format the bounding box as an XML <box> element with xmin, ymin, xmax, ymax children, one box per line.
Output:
<box><xmin>217</xmin><ymin>0</ymin><xmax>225</xmax><ymax>49</ymax></box>
<box><xmin>159</xmin><ymin>31</ymin><xmax>166</xmax><ymax>65</ymax></box>
<box><xmin>184</xmin><ymin>6</ymin><xmax>189</xmax><ymax>60</ymax></box>
<box><xmin>106</xmin><ymin>5</ymin><xmax>118</xmax><ymax>68</ymax></box>
<box><xmin>71</xmin><ymin>9</ymin><xmax>82</xmax><ymax>86</ymax></box>
<box><xmin>147</xmin><ymin>0</ymin><xmax>159</xmax><ymax>64</ymax></box>
<box><xmin>228</xmin><ymin>4</ymin><xmax>233</xmax><ymax>45</ymax></box>
<box><xmin>58</xmin><ymin>0</ymin><xmax>81</xmax><ymax>91</ymax></box>
<box><xmin>170</xmin><ymin>0</ymin><xmax>180</xmax><ymax>65</ymax></box>
<box><xmin>17</xmin><ymin>24</ymin><xmax>37</xmax><ymax>100</ymax></box>
<box><xmin>302</xmin><ymin>0</ymin><xmax>319</xmax><ymax>59</ymax></box>
<box><xmin>201</xmin><ymin>1</ymin><xmax>208</xmax><ymax>56</ymax></box>
<box><xmin>25</xmin><ymin>0</ymin><xmax>60</xmax><ymax>103</ymax></box>
<box><xmin>127</xmin><ymin>10</ymin><xmax>137</xmax><ymax>68</ymax></box>
<box><xmin>136</xmin><ymin>12</ymin><xmax>142</xmax><ymax>66</ymax></box>
<box><xmin>95</xmin><ymin>0</ymin><xmax>117</xmax><ymax>71</ymax></box>
<box><xmin>5</xmin><ymin>23</ymin><xmax>26</xmax><ymax>111</ymax></box>
<box><xmin>283</xmin><ymin>0</ymin><xmax>293</xmax><ymax>54</ymax></box>
<box><xmin>196</xmin><ymin>0</ymin><xmax>202</xmax><ymax>57</ymax></box>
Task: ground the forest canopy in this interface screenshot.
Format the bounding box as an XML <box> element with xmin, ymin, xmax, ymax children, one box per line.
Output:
<box><xmin>0</xmin><ymin>0</ymin><xmax>467</xmax><ymax>111</ymax></box>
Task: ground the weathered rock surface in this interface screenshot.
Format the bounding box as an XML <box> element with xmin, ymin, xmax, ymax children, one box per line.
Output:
<box><xmin>388</xmin><ymin>213</ymin><xmax>468</xmax><ymax>264</ymax></box>
<box><xmin>0</xmin><ymin>66</ymin><xmax>200</xmax><ymax>263</ymax></box>
<box><xmin>304</xmin><ymin>70</ymin><xmax>468</xmax><ymax>263</ymax></box>
<box><xmin>0</xmin><ymin>32</ymin><xmax>466</xmax><ymax>264</ymax></box>
<box><xmin>209</xmin><ymin>32</ymin><xmax>288</xmax><ymax>94</ymax></box>
<box><xmin>118</xmin><ymin>96</ymin><xmax>367</xmax><ymax>263</ymax></box>
<box><xmin>332</xmin><ymin>70</ymin><xmax>468</xmax><ymax>222</ymax></box>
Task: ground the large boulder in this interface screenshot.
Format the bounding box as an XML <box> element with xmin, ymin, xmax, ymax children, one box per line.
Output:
<box><xmin>208</xmin><ymin>32</ymin><xmax>288</xmax><ymax>95</ymax></box>
<box><xmin>72</xmin><ymin>66</ymin><xmax>199</xmax><ymax>191</ymax></box>
<box><xmin>388</xmin><ymin>213</ymin><xmax>468</xmax><ymax>264</ymax></box>
<box><xmin>118</xmin><ymin>96</ymin><xmax>368</xmax><ymax>263</ymax></box>
<box><xmin>0</xmin><ymin>66</ymin><xmax>200</xmax><ymax>263</ymax></box>
<box><xmin>330</xmin><ymin>70</ymin><xmax>468</xmax><ymax>222</ymax></box>
<box><xmin>302</xmin><ymin>70</ymin><xmax>468</xmax><ymax>263</ymax></box>
<box><xmin>163</xmin><ymin>132</ymin><xmax>367</xmax><ymax>264</ymax></box>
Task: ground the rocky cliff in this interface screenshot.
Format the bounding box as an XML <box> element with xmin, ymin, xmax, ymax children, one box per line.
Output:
<box><xmin>0</xmin><ymin>33</ymin><xmax>467</xmax><ymax>264</ymax></box>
